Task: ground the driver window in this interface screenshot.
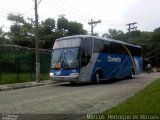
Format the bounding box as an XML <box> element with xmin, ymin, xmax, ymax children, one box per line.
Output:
<box><xmin>81</xmin><ymin>37</ymin><xmax>93</xmax><ymax>67</ymax></box>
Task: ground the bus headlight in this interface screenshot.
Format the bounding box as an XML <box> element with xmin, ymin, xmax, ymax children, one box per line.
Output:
<box><xmin>50</xmin><ymin>73</ymin><xmax>54</xmax><ymax>77</ymax></box>
<box><xmin>70</xmin><ymin>73</ymin><xmax>79</xmax><ymax>77</ymax></box>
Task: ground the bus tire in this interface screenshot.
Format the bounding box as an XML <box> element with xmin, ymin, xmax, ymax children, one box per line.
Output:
<box><xmin>94</xmin><ymin>70</ymin><xmax>103</xmax><ymax>84</ymax></box>
<box><xmin>130</xmin><ymin>69</ymin><xmax>135</xmax><ymax>79</ymax></box>
<box><xmin>95</xmin><ymin>73</ymin><xmax>100</xmax><ymax>83</ymax></box>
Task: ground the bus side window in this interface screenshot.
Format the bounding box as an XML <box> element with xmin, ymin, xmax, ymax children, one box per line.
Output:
<box><xmin>110</xmin><ymin>42</ymin><xmax>126</xmax><ymax>55</ymax></box>
<box><xmin>93</xmin><ymin>39</ymin><xmax>103</xmax><ymax>53</ymax></box>
<box><xmin>81</xmin><ymin>37</ymin><xmax>93</xmax><ymax>67</ymax></box>
<box><xmin>102</xmin><ymin>41</ymin><xmax>110</xmax><ymax>53</ymax></box>
<box><xmin>126</xmin><ymin>45</ymin><xmax>140</xmax><ymax>56</ymax></box>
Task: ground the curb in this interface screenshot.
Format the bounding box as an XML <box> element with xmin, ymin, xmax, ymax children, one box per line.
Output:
<box><xmin>0</xmin><ymin>80</ymin><xmax>57</xmax><ymax>91</ymax></box>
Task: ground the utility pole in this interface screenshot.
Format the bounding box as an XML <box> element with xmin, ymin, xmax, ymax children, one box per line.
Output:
<box><xmin>34</xmin><ymin>0</ymin><xmax>40</xmax><ymax>82</ymax></box>
<box><xmin>126</xmin><ymin>22</ymin><xmax>137</xmax><ymax>42</ymax></box>
<box><xmin>88</xmin><ymin>19</ymin><xmax>101</xmax><ymax>35</ymax></box>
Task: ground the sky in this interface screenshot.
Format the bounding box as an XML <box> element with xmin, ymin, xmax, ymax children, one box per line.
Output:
<box><xmin>0</xmin><ymin>0</ymin><xmax>160</xmax><ymax>36</ymax></box>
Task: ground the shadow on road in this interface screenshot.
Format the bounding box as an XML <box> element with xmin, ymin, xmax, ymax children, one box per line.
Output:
<box><xmin>55</xmin><ymin>77</ymin><xmax>135</xmax><ymax>87</ymax></box>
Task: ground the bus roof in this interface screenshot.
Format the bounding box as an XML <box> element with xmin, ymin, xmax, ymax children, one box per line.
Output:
<box><xmin>56</xmin><ymin>35</ymin><xmax>141</xmax><ymax>48</ymax></box>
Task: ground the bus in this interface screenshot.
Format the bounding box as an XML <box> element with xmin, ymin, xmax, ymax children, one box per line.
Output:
<box><xmin>50</xmin><ymin>35</ymin><xmax>143</xmax><ymax>83</ymax></box>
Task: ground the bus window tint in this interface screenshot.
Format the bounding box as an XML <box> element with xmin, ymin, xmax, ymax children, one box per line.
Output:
<box><xmin>93</xmin><ymin>39</ymin><xmax>104</xmax><ymax>53</ymax></box>
<box><xmin>110</xmin><ymin>42</ymin><xmax>127</xmax><ymax>55</ymax></box>
<box><xmin>94</xmin><ymin>39</ymin><xmax>126</xmax><ymax>54</ymax></box>
<box><xmin>127</xmin><ymin>45</ymin><xmax>142</xmax><ymax>56</ymax></box>
<box><xmin>81</xmin><ymin>37</ymin><xmax>93</xmax><ymax>67</ymax></box>
<box><xmin>102</xmin><ymin>41</ymin><xmax>111</xmax><ymax>53</ymax></box>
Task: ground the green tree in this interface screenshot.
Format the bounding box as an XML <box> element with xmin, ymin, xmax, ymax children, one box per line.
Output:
<box><xmin>39</xmin><ymin>18</ymin><xmax>56</xmax><ymax>48</ymax></box>
<box><xmin>7</xmin><ymin>14</ymin><xmax>87</xmax><ymax>49</ymax></box>
<box><xmin>102</xmin><ymin>28</ymin><xmax>124</xmax><ymax>39</ymax></box>
<box><xmin>57</xmin><ymin>16</ymin><xmax>69</xmax><ymax>36</ymax></box>
<box><xmin>149</xmin><ymin>27</ymin><xmax>160</xmax><ymax>67</ymax></box>
<box><xmin>67</xmin><ymin>21</ymin><xmax>87</xmax><ymax>35</ymax></box>
<box><xmin>0</xmin><ymin>26</ymin><xmax>10</xmax><ymax>45</ymax></box>
<box><xmin>57</xmin><ymin>16</ymin><xmax>68</xmax><ymax>30</ymax></box>
<box><xmin>41</xmin><ymin>18</ymin><xmax>55</xmax><ymax>33</ymax></box>
<box><xmin>151</xmin><ymin>27</ymin><xmax>160</xmax><ymax>48</ymax></box>
<box><xmin>7</xmin><ymin>14</ymin><xmax>35</xmax><ymax>47</ymax></box>
<box><xmin>7</xmin><ymin>14</ymin><xmax>25</xmax><ymax>24</ymax></box>
<box><xmin>57</xmin><ymin>16</ymin><xmax>87</xmax><ymax>36</ymax></box>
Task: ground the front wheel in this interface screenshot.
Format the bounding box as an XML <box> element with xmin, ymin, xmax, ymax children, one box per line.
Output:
<box><xmin>93</xmin><ymin>72</ymin><xmax>101</xmax><ymax>84</ymax></box>
<box><xmin>129</xmin><ymin>69</ymin><xmax>135</xmax><ymax>79</ymax></box>
<box><xmin>95</xmin><ymin>73</ymin><xmax>100</xmax><ymax>83</ymax></box>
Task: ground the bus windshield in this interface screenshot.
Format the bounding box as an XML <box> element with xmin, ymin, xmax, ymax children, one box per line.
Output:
<box><xmin>53</xmin><ymin>38</ymin><xmax>81</xmax><ymax>49</ymax></box>
<box><xmin>51</xmin><ymin>47</ymin><xmax>80</xmax><ymax>69</ymax></box>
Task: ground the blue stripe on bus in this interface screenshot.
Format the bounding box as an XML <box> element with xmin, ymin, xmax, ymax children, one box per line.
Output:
<box><xmin>90</xmin><ymin>53</ymin><xmax>142</xmax><ymax>80</ymax></box>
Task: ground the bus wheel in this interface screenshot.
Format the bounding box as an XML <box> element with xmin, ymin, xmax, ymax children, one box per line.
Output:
<box><xmin>130</xmin><ymin>69</ymin><xmax>135</xmax><ymax>79</ymax></box>
<box><xmin>95</xmin><ymin>73</ymin><xmax>101</xmax><ymax>84</ymax></box>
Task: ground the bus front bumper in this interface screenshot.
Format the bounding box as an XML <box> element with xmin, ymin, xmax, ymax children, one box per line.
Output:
<box><xmin>49</xmin><ymin>73</ymin><xmax>79</xmax><ymax>82</ymax></box>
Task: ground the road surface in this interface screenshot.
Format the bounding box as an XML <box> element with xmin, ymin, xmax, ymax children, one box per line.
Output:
<box><xmin>0</xmin><ymin>73</ymin><xmax>160</xmax><ymax>114</ymax></box>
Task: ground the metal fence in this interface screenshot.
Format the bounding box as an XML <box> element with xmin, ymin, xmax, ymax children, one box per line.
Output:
<box><xmin>0</xmin><ymin>45</ymin><xmax>52</xmax><ymax>83</ymax></box>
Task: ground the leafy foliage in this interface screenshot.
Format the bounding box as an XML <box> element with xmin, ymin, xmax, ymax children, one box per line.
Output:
<box><xmin>57</xmin><ymin>17</ymin><xmax>69</xmax><ymax>31</ymax></box>
<box><xmin>68</xmin><ymin>21</ymin><xmax>87</xmax><ymax>35</ymax></box>
<box><xmin>149</xmin><ymin>27</ymin><xmax>160</xmax><ymax>67</ymax></box>
<box><xmin>6</xmin><ymin>14</ymin><xmax>87</xmax><ymax>49</ymax></box>
<box><xmin>0</xmin><ymin>26</ymin><xmax>10</xmax><ymax>44</ymax></box>
<box><xmin>7</xmin><ymin>13</ymin><xmax>25</xmax><ymax>24</ymax></box>
<box><xmin>2</xmin><ymin>13</ymin><xmax>160</xmax><ymax>67</ymax></box>
<box><xmin>102</xmin><ymin>28</ymin><xmax>160</xmax><ymax>67</ymax></box>
<box><xmin>102</xmin><ymin>28</ymin><xmax>124</xmax><ymax>39</ymax></box>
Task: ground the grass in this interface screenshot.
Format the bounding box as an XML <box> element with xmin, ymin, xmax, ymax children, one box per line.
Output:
<box><xmin>102</xmin><ymin>78</ymin><xmax>160</xmax><ymax>114</ymax></box>
<box><xmin>0</xmin><ymin>73</ymin><xmax>49</xmax><ymax>84</ymax></box>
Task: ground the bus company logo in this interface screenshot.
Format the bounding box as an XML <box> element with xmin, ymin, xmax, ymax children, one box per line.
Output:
<box><xmin>107</xmin><ymin>56</ymin><xmax>121</xmax><ymax>62</ymax></box>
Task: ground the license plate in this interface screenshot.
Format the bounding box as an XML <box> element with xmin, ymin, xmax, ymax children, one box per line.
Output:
<box><xmin>60</xmin><ymin>77</ymin><xmax>64</xmax><ymax>80</ymax></box>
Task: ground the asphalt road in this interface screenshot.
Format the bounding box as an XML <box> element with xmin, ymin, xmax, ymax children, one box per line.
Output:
<box><xmin>0</xmin><ymin>73</ymin><xmax>160</xmax><ymax>114</ymax></box>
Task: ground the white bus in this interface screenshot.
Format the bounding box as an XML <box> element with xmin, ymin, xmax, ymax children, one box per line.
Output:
<box><xmin>50</xmin><ymin>35</ymin><xmax>143</xmax><ymax>83</ymax></box>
